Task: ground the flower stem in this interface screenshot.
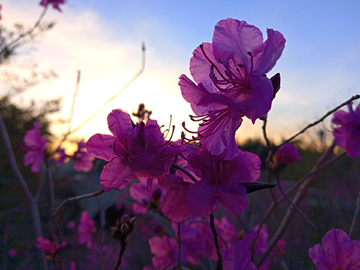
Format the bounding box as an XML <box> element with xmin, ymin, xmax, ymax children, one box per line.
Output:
<box><xmin>209</xmin><ymin>213</ymin><xmax>223</xmax><ymax>270</ymax></box>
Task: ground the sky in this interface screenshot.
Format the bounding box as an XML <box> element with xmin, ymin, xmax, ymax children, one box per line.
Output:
<box><xmin>1</xmin><ymin>0</ymin><xmax>360</xmax><ymax>149</ymax></box>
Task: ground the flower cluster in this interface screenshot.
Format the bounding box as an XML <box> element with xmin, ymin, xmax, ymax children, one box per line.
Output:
<box><xmin>180</xmin><ymin>18</ymin><xmax>285</xmax><ymax>160</ymax></box>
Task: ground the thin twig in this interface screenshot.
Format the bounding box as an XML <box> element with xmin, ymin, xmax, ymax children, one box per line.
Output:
<box><xmin>68</xmin><ymin>70</ymin><xmax>81</xmax><ymax>133</ymax></box>
<box><xmin>0</xmin><ymin>114</ymin><xmax>48</xmax><ymax>270</ymax></box>
<box><xmin>177</xmin><ymin>222</ymin><xmax>182</xmax><ymax>267</ymax></box>
<box><xmin>0</xmin><ymin>7</ymin><xmax>48</xmax><ymax>57</ymax></box>
<box><xmin>210</xmin><ymin>213</ymin><xmax>223</xmax><ymax>270</ymax></box>
<box><xmin>257</xmin><ymin>146</ymin><xmax>345</xmax><ymax>241</ymax></box>
<box><xmin>66</xmin><ymin>43</ymin><xmax>146</xmax><ymax>136</ymax></box>
<box><xmin>349</xmin><ymin>192</ymin><xmax>360</xmax><ymax>238</ymax></box>
<box><xmin>257</xmin><ymin>142</ymin><xmax>336</xmax><ymax>266</ymax></box>
<box><xmin>52</xmin><ymin>189</ymin><xmax>104</xmax><ymax>217</ymax></box>
<box><xmin>171</xmin><ymin>164</ymin><xmax>198</xmax><ymax>183</ymax></box>
<box><xmin>280</xmin><ymin>95</ymin><xmax>360</xmax><ymax>146</ymax></box>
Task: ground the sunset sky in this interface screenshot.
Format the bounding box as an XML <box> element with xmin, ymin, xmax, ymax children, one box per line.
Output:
<box><xmin>1</xmin><ymin>0</ymin><xmax>360</xmax><ymax>148</ymax></box>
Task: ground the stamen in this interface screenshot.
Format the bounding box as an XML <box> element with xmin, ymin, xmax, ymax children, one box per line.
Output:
<box><xmin>200</xmin><ymin>44</ymin><xmax>231</xmax><ymax>83</ymax></box>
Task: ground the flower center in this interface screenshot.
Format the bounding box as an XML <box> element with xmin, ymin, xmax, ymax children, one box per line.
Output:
<box><xmin>181</xmin><ymin>108</ymin><xmax>230</xmax><ymax>144</ymax></box>
<box><xmin>199</xmin><ymin>44</ymin><xmax>253</xmax><ymax>94</ymax></box>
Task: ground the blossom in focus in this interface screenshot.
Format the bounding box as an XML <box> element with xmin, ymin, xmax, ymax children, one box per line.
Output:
<box><xmin>273</xmin><ymin>143</ymin><xmax>301</xmax><ymax>165</ymax></box>
<box><xmin>73</xmin><ymin>140</ymin><xmax>94</xmax><ymax>172</ymax></box>
<box><xmin>185</xmin><ymin>148</ymin><xmax>261</xmax><ymax>217</ymax></box>
<box><xmin>180</xmin><ymin>18</ymin><xmax>285</xmax><ymax>159</ymax></box>
<box><xmin>39</xmin><ymin>0</ymin><xmax>65</xmax><ymax>12</ymax></box>
<box><xmin>332</xmin><ymin>102</ymin><xmax>360</xmax><ymax>157</ymax></box>
<box><xmin>148</xmin><ymin>235</ymin><xmax>187</xmax><ymax>270</ymax></box>
<box><xmin>309</xmin><ymin>228</ymin><xmax>360</xmax><ymax>270</ymax></box>
<box><xmin>86</xmin><ymin>109</ymin><xmax>179</xmax><ymax>191</ymax></box>
<box><xmin>22</xmin><ymin>122</ymin><xmax>47</xmax><ymax>173</ymax></box>
<box><xmin>223</xmin><ymin>230</ymin><xmax>258</xmax><ymax>270</ymax></box>
<box><xmin>78</xmin><ymin>210</ymin><xmax>95</xmax><ymax>248</ymax></box>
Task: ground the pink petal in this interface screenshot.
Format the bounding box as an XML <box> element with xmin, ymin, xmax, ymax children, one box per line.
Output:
<box><xmin>100</xmin><ymin>157</ymin><xmax>133</xmax><ymax>191</ymax></box>
<box><xmin>186</xmin><ymin>179</ymin><xmax>218</xmax><ymax>217</ymax></box>
<box><xmin>86</xmin><ymin>134</ymin><xmax>116</xmax><ymax>162</ymax></box>
<box><xmin>107</xmin><ymin>109</ymin><xmax>133</xmax><ymax>140</ymax></box>
<box><xmin>218</xmin><ymin>183</ymin><xmax>248</xmax><ymax>214</ymax></box>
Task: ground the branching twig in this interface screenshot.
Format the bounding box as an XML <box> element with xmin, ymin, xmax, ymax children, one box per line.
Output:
<box><xmin>0</xmin><ymin>114</ymin><xmax>48</xmax><ymax>270</ymax></box>
<box><xmin>52</xmin><ymin>189</ymin><xmax>104</xmax><ymax>217</ymax></box>
<box><xmin>0</xmin><ymin>7</ymin><xmax>48</xmax><ymax>58</ymax></box>
<box><xmin>65</xmin><ymin>43</ymin><xmax>146</xmax><ymax>137</ymax></box>
<box><xmin>257</xmin><ymin>142</ymin><xmax>336</xmax><ymax>266</ymax></box>
<box><xmin>280</xmin><ymin>95</ymin><xmax>360</xmax><ymax>146</ymax></box>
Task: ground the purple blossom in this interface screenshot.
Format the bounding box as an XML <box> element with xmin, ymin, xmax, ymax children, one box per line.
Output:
<box><xmin>78</xmin><ymin>210</ymin><xmax>95</xmax><ymax>248</ymax></box>
<box><xmin>309</xmin><ymin>228</ymin><xmax>360</xmax><ymax>270</ymax></box>
<box><xmin>22</xmin><ymin>122</ymin><xmax>47</xmax><ymax>173</ymax></box>
<box><xmin>39</xmin><ymin>0</ymin><xmax>65</xmax><ymax>12</ymax></box>
<box><xmin>148</xmin><ymin>235</ymin><xmax>187</xmax><ymax>270</ymax></box>
<box><xmin>332</xmin><ymin>102</ymin><xmax>360</xmax><ymax>157</ymax></box>
<box><xmin>74</xmin><ymin>140</ymin><xmax>94</xmax><ymax>172</ymax></box>
<box><xmin>180</xmin><ymin>18</ymin><xmax>285</xmax><ymax>159</ymax></box>
<box><xmin>35</xmin><ymin>236</ymin><xmax>65</xmax><ymax>256</ymax></box>
<box><xmin>273</xmin><ymin>143</ymin><xmax>301</xmax><ymax>165</ymax></box>
<box><xmin>129</xmin><ymin>178</ymin><xmax>166</xmax><ymax>214</ymax></box>
<box><xmin>53</xmin><ymin>148</ymin><xmax>67</xmax><ymax>166</ymax></box>
<box><xmin>86</xmin><ymin>109</ymin><xmax>179</xmax><ymax>191</ymax></box>
<box><xmin>185</xmin><ymin>148</ymin><xmax>261</xmax><ymax>217</ymax></box>
<box><xmin>223</xmin><ymin>230</ymin><xmax>258</xmax><ymax>270</ymax></box>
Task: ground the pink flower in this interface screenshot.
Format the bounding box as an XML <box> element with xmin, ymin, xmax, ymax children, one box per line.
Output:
<box><xmin>223</xmin><ymin>231</ymin><xmax>258</xmax><ymax>270</ymax></box>
<box><xmin>53</xmin><ymin>148</ymin><xmax>67</xmax><ymax>166</ymax></box>
<box><xmin>185</xmin><ymin>148</ymin><xmax>261</xmax><ymax>217</ymax></box>
<box><xmin>70</xmin><ymin>261</ymin><xmax>76</xmax><ymax>270</ymax></box>
<box><xmin>73</xmin><ymin>140</ymin><xmax>94</xmax><ymax>172</ymax></box>
<box><xmin>129</xmin><ymin>178</ymin><xmax>167</xmax><ymax>214</ymax></box>
<box><xmin>332</xmin><ymin>102</ymin><xmax>360</xmax><ymax>157</ymax></box>
<box><xmin>78</xmin><ymin>210</ymin><xmax>95</xmax><ymax>248</ymax></box>
<box><xmin>35</xmin><ymin>236</ymin><xmax>56</xmax><ymax>255</ymax></box>
<box><xmin>148</xmin><ymin>235</ymin><xmax>187</xmax><ymax>270</ymax></box>
<box><xmin>8</xmin><ymin>249</ymin><xmax>17</xmax><ymax>257</ymax></box>
<box><xmin>39</xmin><ymin>0</ymin><xmax>65</xmax><ymax>12</ymax></box>
<box><xmin>22</xmin><ymin>122</ymin><xmax>47</xmax><ymax>172</ymax></box>
<box><xmin>180</xmin><ymin>18</ymin><xmax>285</xmax><ymax>159</ymax></box>
<box><xmin>309</xmin><ymin>228</ymin><xmax>360</xmax><ymax>270</ymax></box>
<box><xmin>273</xmin><ymin>143</ymin><xmax>301</xmax><ymax>165</ymax></box>
<box><xmin>86</xmin><ymin>109</ymin><xmax>179</xmax><ymax>191</ymax></box>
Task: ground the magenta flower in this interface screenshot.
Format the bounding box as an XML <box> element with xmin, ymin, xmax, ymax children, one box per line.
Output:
<box><xmin>35</xmin><ymin>236</ymin><xmax>66</xmax><ymax>256</ymax></box>
<box><xmin>86</xmin><ymin>109</ymin><xmax>178</xmax><ymax>191</ymax></box>
<box><xmin>332</xmin><ymin>102</ymin><xmax>360</xmax><ymax>158</ymax></box>
<box><xmin>22</xmin><ymin>122</ymin><xmax>47</xmax><ymax>173</ymax></box>
<box><xmin>185</xmin><ymin>148</ymin><xmax>261</xmax><ymax>217</ymax></box>
<box><xmin>129</xmin><ymin>178</ymin><xmax>167</xmax><ymax>214</ymax></box>
<box><xmin>180</xmin><ymin>18</ymin><xmax>285</xmax><ymax>159</ymax></box>
<box><xmin>73</xmin><ymin>140</ymin><xmax>94</xmax><ymax>172</ymax></box>
<box><xmin>53</xmin><ymin>148</ymin><xmax>67</xmax><ymax>166</ymax></box>
<box><xmin>78</xmin><ymin>210</ymin><xmax>95</xmax><ymax>248</ymax></box>
<box><xmin>223</xmin><ymin>230</ymin><xmax>258</xmax><ymax>270</ymax></box>
<box><xmin>309</xmin><ymin>228</ymin><xmax>360</xmax><ymax>270</ymax></box>
<box><xmin>273</xmin><ymin>143</ymin><xmax>301</xmax><ymax>165</ymax></box>
<box><xmin>39</xmin><ymin>0</ymin><xmax>65</xmax><ymax>12</ymax></box>
<box><xmin>148</xmin><ymin>235</ymin><xmax>187</xmax><ymax>270</ymax></box>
